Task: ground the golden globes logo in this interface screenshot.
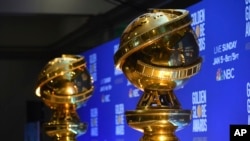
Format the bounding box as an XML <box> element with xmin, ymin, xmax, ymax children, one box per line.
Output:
<box><xmin>191</xmin><ymin>8</ymin><xmax>206</xmax><ymax>51</ymax></box>
<box><xmin>115</xmin><ymin>104</ymin><xmax>125</xmax><ymax>135</ymax></box>
<box><xmin>90</xmin><ymin>108</ymin><xmax>98</xmax><ymax>136</ymax></box>
<box><xmin>192</xmin><ymin>90</ymin><xmax>207</xmax><ymax>132</ymax></box>
<box><xmin>245</xmin><ymin>0</ymin><xmax>250</xmax><ymax>37</ymax></box>
<box><xmin>88</xmin><ymin>53</ymin><xmax>97</xmax><ymax>82</ymax></box>
<box><xmin>247</xmin><ymin>82</ymin><xmax>250</xmax><ymax>124</ymax></box>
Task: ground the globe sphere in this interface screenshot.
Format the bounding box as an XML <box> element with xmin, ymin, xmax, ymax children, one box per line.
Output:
<box><xmin>114</xmin><ymin>9</ymin><xmax>202</xmax><ymax>91</ymax></box>
<box><xmin>35</xmin><ymin>54</ymin><xmax>94</xmax><ymax>108</ymax></box>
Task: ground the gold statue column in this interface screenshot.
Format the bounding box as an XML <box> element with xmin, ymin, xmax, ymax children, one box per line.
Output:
<box><xmin>35</xmin><ymin>54</ymin><xmax>94</xmax><ymax>141</ymax></box>
<box><xmin>114</xmin><ymin>9</ymin><xmax>202</xmax><ymax>141</ymax></box>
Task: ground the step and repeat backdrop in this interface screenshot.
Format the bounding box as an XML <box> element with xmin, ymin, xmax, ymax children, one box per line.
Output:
<box><xmin>77</xmin><ymin>0</ymin><xmax>250</xmax><ymax>140</ymax></box>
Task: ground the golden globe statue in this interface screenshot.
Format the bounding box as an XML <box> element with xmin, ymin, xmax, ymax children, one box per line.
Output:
<box><xmin>35</xmin><ymin>54</ymin><xmax>94</xmax><ymax>141</ymax></box>
<box><xmin>114</xmin><ymin>9</ymin><xmax>202</xmax><ymax>141</ymax></box>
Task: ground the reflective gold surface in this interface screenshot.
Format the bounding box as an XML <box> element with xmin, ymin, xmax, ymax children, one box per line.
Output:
<box><xmin>114</xmin><ymin>9</ymin><xmax>202</xmax><ymax>141</ymax></box>
<box><xmin>35</xmin><ymin>54</ymin><xmax>94</xmax><ymax>141</ymax></box>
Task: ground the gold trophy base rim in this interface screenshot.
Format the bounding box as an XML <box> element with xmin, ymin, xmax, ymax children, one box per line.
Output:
<box><xmin>125</xmin><ymin>109</ymin><xmax>191</xmax><ymax>141</ymax></box>
<box><xmin>126</xmin><ymin>109</ymin><xmax>191</xmax><ymax>132</ymax></box>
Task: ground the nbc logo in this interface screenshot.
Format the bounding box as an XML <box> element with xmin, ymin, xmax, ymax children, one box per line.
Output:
<box><xmin>216</xmin><ymin>68</ymin><xmax>235</xmax><ymax>81</ymax></box>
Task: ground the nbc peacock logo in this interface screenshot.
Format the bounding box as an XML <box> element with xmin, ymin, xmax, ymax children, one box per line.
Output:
<box><xmin>216</xmin><ymin>67</ymin><xmax>235</xmax><ymax>81</ymax></box>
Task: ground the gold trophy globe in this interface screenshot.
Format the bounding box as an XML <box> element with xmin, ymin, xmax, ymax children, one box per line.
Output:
<box><xmin>114</xmin><ymin>9</ymin><xmax>202</xmax><ymax>141</ymax></box>
<box><xmin>35</xmin><ymin>54</ymin><xmax>94</xmax><ymax>141</ymax></box>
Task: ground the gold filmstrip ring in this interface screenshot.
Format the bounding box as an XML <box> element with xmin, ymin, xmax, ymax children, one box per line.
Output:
<box><xmin>41</xmin><ymin>87</ymin><xmax>94</xmax><ymax>104</ymax></box>
<box><xmin>135</xmin><ymin>58</ymin><xmax>202</xmax><ymax>80</ymax></box>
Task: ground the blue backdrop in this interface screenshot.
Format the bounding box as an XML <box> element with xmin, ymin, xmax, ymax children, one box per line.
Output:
<box><xmin>77</xmin><ymin>0</ymin><xmax>250</xmax><ymax>140</ymax></box>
